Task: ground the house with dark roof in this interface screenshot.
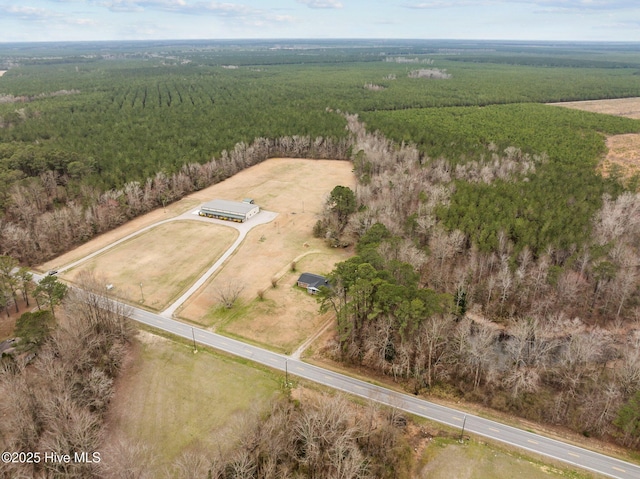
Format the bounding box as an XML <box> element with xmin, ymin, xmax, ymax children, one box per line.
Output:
<box><xmin>297</xmin><ymin>273</ymin><xmax>329</xmax><ymax>294</ymax></box>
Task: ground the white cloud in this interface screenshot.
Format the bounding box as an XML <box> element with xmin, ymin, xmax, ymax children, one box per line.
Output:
<box><xmin>403</xmin><ymin>0</ymin><xmax>636</xmax><ymax>10</ymax></box>
<box><xmin>0</xmin><ymin>5</ymin><xmax>58</xmax><ymax>20</ymax></box>
<box><xmin>403</xmin><ymin>1</ymin><xmax>495</xmax><ymax>8</ymax></box>
<box><xmin>296</xmin><ymin>0</ymin><xmax>343</xmax><ymax>9</ymax></box>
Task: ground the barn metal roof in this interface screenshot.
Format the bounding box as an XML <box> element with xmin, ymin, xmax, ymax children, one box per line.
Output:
<box><xmin>201</xmin><ymin>199</ymin><xmax>258</xmax><ymax>215</ymax></box>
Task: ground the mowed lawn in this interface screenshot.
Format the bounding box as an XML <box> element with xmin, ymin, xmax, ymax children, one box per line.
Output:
<box><xmin>105</xmin><ymin>332</ymin><xmax>281</xmax><ymax>472</ymax></box>
<box><xmin>213</xmin><ymin>251</ymin><xmax>346</xmax><ymax>354</ymax></box>
<box><xmin>66</xmin><ymin>220</ymin><xmax>238</xmax><ymax>310</ymax></box>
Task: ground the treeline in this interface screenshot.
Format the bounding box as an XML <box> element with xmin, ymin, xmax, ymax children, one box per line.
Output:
<box><xmin>0</xmin><ymin>273</ymin><xmax>133</xmax><ymax>478</ymax></box>
<box><xmin>317</xmin><ymin>116</ymin><xmax>640</xmax><ymax>447</ymax></box>
<box><xmin>346</xmin><ymin>109</ymin><xmax>639</xmax><ymax>321</ymax></box>
<box><xmin>2</xmin><ymin>47</ymin><xmax>640</xmax><ymax>190</ymax></box>
<box><xmin>0</xmin><ymin>135</ymin><xmax>349</xmax><ymax>265</ymax></box>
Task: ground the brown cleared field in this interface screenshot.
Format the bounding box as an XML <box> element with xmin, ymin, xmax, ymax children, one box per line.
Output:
<box><xmin>549</xmin><ymin>98</ymin><xmax>640</xmax><ymax>185</ymax></box>
<box><xmin>44</xmin><ymin>157</ymin><xmax>355</xmax><ymax>349</ymax></box>
<box><xmin>179</xmin><ymin>158</ymin><xmax>355</xmax><ymax>350</ymax></box>
<box><xmin>548</xmin><ymin>97</ymin><xmax>640</xmax><ymax>119</ymax></box>
<box><xmin>601</xmin><ymin>133</ymin><xmax>640</xmax><ymax>183</ymax></box>
<box><xmin>65</xmin><ymin>220</ymin><xmax>238</xmax><ymax>310</ymax></box>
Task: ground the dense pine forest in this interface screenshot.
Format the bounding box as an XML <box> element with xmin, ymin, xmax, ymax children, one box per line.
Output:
<box><xmin>2</xmin><ymin>39</ymin><xmax>640</xmax><ymax>453</ymax></box>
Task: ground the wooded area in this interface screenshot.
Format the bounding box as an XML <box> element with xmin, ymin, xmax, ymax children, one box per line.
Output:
<box><xmin>0</xmin><ymin>272</ymin><xmax>133</xmax><ymax>478</ymax></box>
<box><xmin>316</xmin><ymin>114</ymin><xmax>640</xmax><ymax>447</ymax></box>
<box><xmin>2</xmin><ymin>40</ymin><xmax>640</xmax><ymax>461</ymax></box>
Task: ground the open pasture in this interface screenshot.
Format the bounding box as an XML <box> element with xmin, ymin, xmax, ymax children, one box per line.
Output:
<box><xmin>104</xmin><ymin>331</ymin><xmax>281</xmax><ymax>473</ymax></box>
<box><xmin>65</xmin><ymin>220</ymin><xmax>237</xmax><ymax>310</ymax></box>
<box><xmin>179</xmin><ymin>158</ymin><xmax>355</xmax><ymax>350</ymax></box>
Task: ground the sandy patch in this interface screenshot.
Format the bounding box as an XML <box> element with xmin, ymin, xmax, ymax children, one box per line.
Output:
<box><xmin>600</xmin><ymin>133</ymin><xmax>640</xmax><ymax>183</ymax></box>
<box><xmin>549</xmin><ymin>97</ymin><xmax>640</xmax><ymax>119</ymax></box>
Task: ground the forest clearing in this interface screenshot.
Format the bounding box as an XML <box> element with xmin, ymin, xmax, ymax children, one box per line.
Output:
<box><xmin>176</xmin><ymin>157</ymin><xmax>355</xmax><ymax>352</ymax></box>
<box><xmin>551</xmin><ymin>97</ymin><xmax>640</xmax><ymax>182</ymax></box>
<box><xmin>45</xmin><ymin>157</ymin><xmax>355</xmax><ymax>352</ymax></box>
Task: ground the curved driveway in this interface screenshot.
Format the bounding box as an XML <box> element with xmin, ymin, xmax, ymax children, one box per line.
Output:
<box><xmin>160</xmin><ymin>209</ymin><xmax>277</xmax><ymax>317</ymax></box>
<box><xmin>55</xmin><ymin>206</ymin><xmax>277</xmax><ymax>318</ymax></box>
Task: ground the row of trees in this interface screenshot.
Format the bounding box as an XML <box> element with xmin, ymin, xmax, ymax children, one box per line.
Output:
<box><xmin>0</xmin><ymin>135</ymin><xmax>350</xmax><ymax>264</ymax></box>
<box><xmin>0</xmin><ymin>272</ymin><xmax>134</xmax><ymax>478</ymax></box>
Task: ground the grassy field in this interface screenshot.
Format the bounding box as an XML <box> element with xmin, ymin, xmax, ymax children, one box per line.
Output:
<box><xmin>44</xmin><ymin>157</ymin><xmax>354</xmax><ymax>350</ymax></box>
<box><xmin>179</xmin><ymin>158</ymin><xmax>355</xmax><ymax>351</ymax></box>
<box><xmin>417</xmin><ymin>437</ymin><xmax>601</xmax><ymax>479</ymax></box>
<box><xmin>104</xmin><ymin>331</ymin><xmax>599</xmax><ymax>478</ymax></box>
<box><xmin>104</xmin><ymin>331</ymin><xmax>282</xmax><ymax>472</ymax></box>
<box><xmin>209</xmin><ymin>252</ymin><xmax>343</xmax><ymax>354</ymax></box>
<box><xmin>64</xmin><ymin>220</ymin><xmax>237</xmax><ymax>310</ymax></box>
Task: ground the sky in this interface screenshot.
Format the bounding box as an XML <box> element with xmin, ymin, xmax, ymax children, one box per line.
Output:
<box><xmin>1</xmin><ymin>1</ymin><xmax>640</xmax><ymax>43</ymax></box>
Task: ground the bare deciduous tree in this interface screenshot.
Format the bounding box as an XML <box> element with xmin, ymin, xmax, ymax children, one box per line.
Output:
<box><xmin>215</xmin><ymin>280</ymin><xmax>245</xmax><ymax>309</ymax></box>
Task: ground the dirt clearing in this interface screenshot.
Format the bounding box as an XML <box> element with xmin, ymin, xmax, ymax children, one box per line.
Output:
<box><xmin>549</xmin><ymin>98</ymin><xmax>640</xmax><ymax>185</ymax></box>
<box><xmin>549</xmin><ymin>97</ymin><xmax>640</xmax><ymax>119</ymax></box>
<box><xmin>601</xmin><ymin>133</ymin><xmax>640</xmax><ymax>184</ymax></box>
<box><xmin>64</xmin><ymin>221</ymin><xmax>238</xmax><ymax>310</ymax></box>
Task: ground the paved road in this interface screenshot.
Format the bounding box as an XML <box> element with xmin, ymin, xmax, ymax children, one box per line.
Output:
<box><xmin>125</xmin><ymin>303</ymin><xmax>640</xmax><ymax>479</ymax></box>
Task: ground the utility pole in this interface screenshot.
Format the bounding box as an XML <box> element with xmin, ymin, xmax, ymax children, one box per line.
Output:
<box><xmin>139</xmin><ymin>282</ymin><xmax>144</xmax><ymax>303</ymax></box>
<box><xmin>460</xmin><ymin>415</ymin><xmax>467</xmax><ymax>443</ymax></box>
<box><xmin>191</xmin><ymin>327</ymin><xmax>197</xmax><ymax>353</ymax></box>
<box><xmin>285</xmin><ymin>359</ymin><xmax>289</xmax><ymax>388</ymax></box>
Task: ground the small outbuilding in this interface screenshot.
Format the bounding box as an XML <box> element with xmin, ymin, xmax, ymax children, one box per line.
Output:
<box><xmin>199</xmin><ymin>199</ymin><xmax>260</xmax><ymax>223</ymax></box>
<box><xmin>297</xmin><ymin>273</ymin><xmax>329</xmax><ymax>294</ymax></box>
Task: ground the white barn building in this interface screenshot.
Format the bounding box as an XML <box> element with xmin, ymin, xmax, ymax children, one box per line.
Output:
<box><xmin>199</xmin><ymin>199</ymin><xmax>260</xmax><ymax>223</ymax></box>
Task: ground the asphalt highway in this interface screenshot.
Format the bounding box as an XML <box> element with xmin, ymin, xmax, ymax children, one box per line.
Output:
<box><xmin>126</xmin><ymin>303</ymin><xmax>640</xmax><ymax>479</ymax></box>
